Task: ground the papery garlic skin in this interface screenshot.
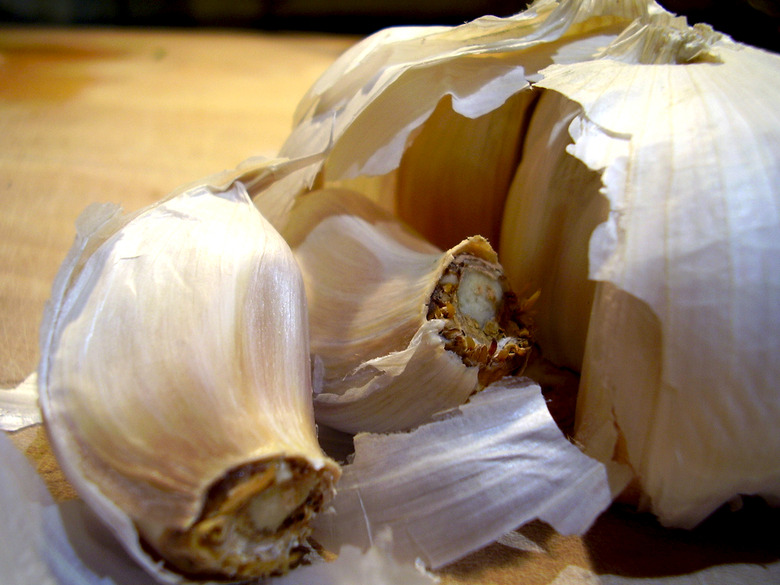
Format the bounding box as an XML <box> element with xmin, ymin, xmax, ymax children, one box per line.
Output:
<box><xmin>534</xmin><ymin>20</ymin><xmax>780</xmax><ymax>527</ymax></box>
<box><xmin>253</xmin><ymin>0</ymin><xmax>780</xmax><ymax>529</ymax></box>
<box><xmin>311</xmin><ymin>378</ymin><xmax>612</xmax><ymax>569</ymax></box>
<box><xmin>283</xmin><ymin>188</ymin><xmax>532</xmax><ymax>433</ymax></box>
<box><xmin>262</xmin><ymin>0</ymin><xmax>654</xmax><ymax>231</ymax></box>
<box><xmin>38</xmin><ymin>182</ymin><xmax>339</xmax><ymax>582</ymax></box>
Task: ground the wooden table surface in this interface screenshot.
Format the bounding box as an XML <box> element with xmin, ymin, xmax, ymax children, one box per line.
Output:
<box><xmin>1</xmin><ymin>25</ymin><xmax>778</xmax><ymax>585</ymax></box>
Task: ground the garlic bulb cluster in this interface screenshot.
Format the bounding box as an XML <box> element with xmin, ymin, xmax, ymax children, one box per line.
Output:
<box><xmin>32</xmin><ymin>1</ymin><xmax>780</xmax><ymax>581</ymax></box>
<box><xmin>34</xmin><ymin>172</ymin><xmax>611</xmax><ymax>582</ymax></box>
<box><xmin>283</xmin><ymin>188</ymin><xmax>533</xmax><ymax>433</ymax></box>
<box><xmin>38</xmin><ymin>182</ymin><xmax>339</xmax><ymax>582</ymax></box>
<box><xmin>249</xmin><ymin>0</ymin><xmax>780</xmax><ymax>528</ymax></box>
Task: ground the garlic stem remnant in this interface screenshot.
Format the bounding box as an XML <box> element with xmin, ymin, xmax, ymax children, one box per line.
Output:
<box><xmin>38</xmin><ymin>184</ymin><xmax>339</xmax><ymax>582</ymax></box>
<box><xmin>138</xmin><ymin>458</ymin><xmax>331</xmax><ymax>579</ymax></box>
<box><xmin>284</xmin><ymin>189</ymin><xmax>532</xmax><ymax>433</ymax></box>
<box><xmin>428</xmin><ymin>252</ymin><xmax>533</xmax><ymax>388</ymax></box>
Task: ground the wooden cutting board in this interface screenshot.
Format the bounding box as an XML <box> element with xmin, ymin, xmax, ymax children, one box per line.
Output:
<box><xmin>1</xmin><ymin>25</ymin><xmax>777</xmax><ymax>585</ymax></box>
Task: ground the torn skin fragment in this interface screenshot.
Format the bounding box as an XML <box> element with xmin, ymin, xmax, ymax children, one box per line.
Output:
<box><xmin>312</xmin><ymin>377</ymin><xmax>612</xmax><ymax>569</ymax></box>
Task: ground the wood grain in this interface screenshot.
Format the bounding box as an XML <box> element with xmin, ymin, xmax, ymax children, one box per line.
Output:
<box><xmin>0</xmin><ymin>26</ymin><xmax>356</xmax><ymax>384</ymax></box>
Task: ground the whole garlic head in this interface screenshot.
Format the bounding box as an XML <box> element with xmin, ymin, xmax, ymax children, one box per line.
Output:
<box><xmin>252</xmin><ymin>0</ymin><xmax>780</xmax><ymax>528</ymax></box>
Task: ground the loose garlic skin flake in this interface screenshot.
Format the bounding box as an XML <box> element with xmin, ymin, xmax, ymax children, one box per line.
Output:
<box><xmin>38</xmin><ymin>183</ymin><xmax>339</xmax><ymax>582</ymax></box>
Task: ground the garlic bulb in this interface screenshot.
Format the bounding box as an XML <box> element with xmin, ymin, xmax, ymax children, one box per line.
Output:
<box><xmin>282</xmin><ymin>188</ymin><xmax>533</xmax><ymax>433</ymax></box>
<box><xmin>250</xmin><ymin>0</ymin><xmax>780</xmax><ymax>528</ymax></box>
<box><xmin>38</xmin><ymin>180</ymin><xmax>339</xmax><ymax>581</ymax></box>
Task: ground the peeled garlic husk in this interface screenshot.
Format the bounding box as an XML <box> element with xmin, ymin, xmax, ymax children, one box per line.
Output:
<box><xmin>282</xmin><ymin>188</ymin><xmax>533</xmax><ymax>433</ymax></box>
<box><xmin>37</xmin><ymin>179</ymin><xmax>340</xmax><ymax>582</ymax></box>
<box><xmin>311</xmin><ymin>377</ymin><xmax>612</xmax><ymax>569</ymax></box>
<box><xmin>251</xmin><ymin>0</ymin><xmax>780</xmax><ymax>529</ymax></box>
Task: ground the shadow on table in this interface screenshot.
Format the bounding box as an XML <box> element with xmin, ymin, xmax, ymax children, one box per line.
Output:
<box><xmin>584</xmin><ymin>498</ymin><xmax>780</xmax><ymax>578</ymax></box>
<box><xmin>440</xmin><ymin>498</ymin><xmax>780</xmax><ymax>585</ymax></box>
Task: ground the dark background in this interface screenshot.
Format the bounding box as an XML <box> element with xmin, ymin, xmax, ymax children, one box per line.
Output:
<box><xmin>1</xmin><ymin>0</ymin><xmax>778</xmax><ymax>51</ymax></box>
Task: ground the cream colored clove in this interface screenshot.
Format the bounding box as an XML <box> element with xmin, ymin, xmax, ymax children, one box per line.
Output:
<box><xmin>38</xmin><ymin>182</ymin><xmax>339</xmax><ymax>582</ymax></box>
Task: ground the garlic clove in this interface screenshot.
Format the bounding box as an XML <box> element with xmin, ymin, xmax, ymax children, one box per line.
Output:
<box><xmin>391</xmin><ymin>90</ymin><xmax>535</xmax><ymax>250</ymax></box>
<box><xmin>283</xmin><ymin>188</ymin><xmax>533</xmax><ymax>433</ymax></box>
<box><xmin>499</xmin><ymin>88</ymin><xmax>608</xmax><ymax>373</ymax></box>
<box><xmin>38</xmin><ymin>181</ymin><xmax>339</xmax><ymax>581</ymax></box>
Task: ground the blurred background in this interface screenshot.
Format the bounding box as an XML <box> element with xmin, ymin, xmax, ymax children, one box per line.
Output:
<box><xmin>0</xmin><ymin>0</ymin><xmax>778</xmax><ymax>51</ymax></box>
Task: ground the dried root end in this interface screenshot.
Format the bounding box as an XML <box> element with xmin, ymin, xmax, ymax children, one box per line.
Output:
<box><xmin>428</xmin><ymin>253</ymin><xmax>534</xmax><ymax>388</ymax></box>
<box><xmin>139</xmin><ymin>457</ymin><xmax>338</xmax><ymax>581</ymax></box>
